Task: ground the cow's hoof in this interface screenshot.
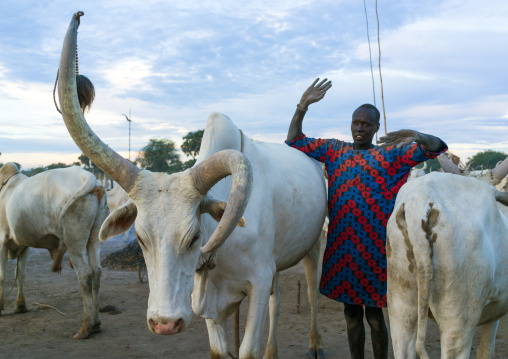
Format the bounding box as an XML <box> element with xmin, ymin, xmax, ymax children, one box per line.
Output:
<box><xmin>91</xmin><ymin>323</ymin><xmax>102</xmax><ymax>334</ymax></box>
<box><xmin>308</xmin><ymin>349</ymin><xmax>326</xmax><ymax>359</ymax></box>
<box><xmin>73</xmin><ymin>329</ymin><xmax>91</xmax><ymax>339</ymax></box>
<box><xmin>15</xmin><ymin>304</ymin><xmax>28</xmax><ymax>313</ymax></box>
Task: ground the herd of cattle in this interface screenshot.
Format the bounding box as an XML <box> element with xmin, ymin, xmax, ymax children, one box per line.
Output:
<box><xmin>1</xmin><ymin>11</ymin><xmax>508</xmax><ymax>359</ymax></box>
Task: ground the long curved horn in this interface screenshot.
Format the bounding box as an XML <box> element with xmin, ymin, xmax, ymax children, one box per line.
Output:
<box><xmin>58</xmin><ymin>12</ymin><xmax>140</xmax><ymax>193</ymax></box>
<box><xmin>495</xmin><ymin>191</ymin><xmax>508</xmax><ymax>207</ymax></box>
<box><xmin>492</xmin><ymin>157</ymin><xmax>508</xmax><ymax>182</ymax></box>
<box><xmin>437</xmin><ymin>154</ymin><xmax>460</xmax><ymax>175</ymax></box>
<box><xmin>191</xmin><ymin>150</ymin><xmax>252</xmax><ymax>254</ymax></box>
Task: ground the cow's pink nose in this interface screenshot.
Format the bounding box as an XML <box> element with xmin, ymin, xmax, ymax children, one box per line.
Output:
<box><xmin>150</xmin><ymin>319</ymin><xmax>183</xmax><ymax>335</ymax></box>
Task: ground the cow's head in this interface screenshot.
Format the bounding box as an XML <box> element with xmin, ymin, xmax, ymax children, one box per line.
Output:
<box><xmin>57</xmin><ymin>13</ymin><xmax>252</xmax><ymax>335</ymax></box>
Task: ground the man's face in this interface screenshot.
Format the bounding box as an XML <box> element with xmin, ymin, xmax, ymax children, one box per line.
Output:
<box><xmin>350</xmin><ymin>108</ymin><xmax>380</xmax><ymax>149</ymax></box>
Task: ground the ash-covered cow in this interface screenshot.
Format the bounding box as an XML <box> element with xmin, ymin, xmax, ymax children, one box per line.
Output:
<box><xmin>57</xmin><ymin>13</ymin><xmax>327</xmax><ymax>358</ymax></box>
<box><xmin>386</xmin><ymin>169</ymin><xmax>508</xmax><ymax>358</ymax></box>
<box><xmin>106</xmin><ymin>184</ymin><xmax>129</xmax><ymax>213</ymax></box>
<box><xmin>0</xmin><ymin>163</ymin><xmax>108</xmax><ymax>339</ymax></box>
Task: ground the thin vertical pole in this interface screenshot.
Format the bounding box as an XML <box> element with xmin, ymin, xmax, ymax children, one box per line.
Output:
<box><xmin>376</xmin><ymin>0</ymin><xmax>388</xmax><ymax>135</ymax></box>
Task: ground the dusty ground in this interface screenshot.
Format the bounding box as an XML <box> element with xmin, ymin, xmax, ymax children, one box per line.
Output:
<box><xmin>1</xmin><ymin>229</ymin><xmax>508</xmax><ymax>359</ymax></box>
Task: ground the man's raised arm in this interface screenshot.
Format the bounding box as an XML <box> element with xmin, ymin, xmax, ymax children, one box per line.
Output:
<box><xmin>286</xmin><ymin>78</ymin><xmax>332</xmax><ymax>142</ymax></box>
<box><xmin>377</xmin><ymin>129</ymin><xmax>447</xmax><ymax>152</ymax></box>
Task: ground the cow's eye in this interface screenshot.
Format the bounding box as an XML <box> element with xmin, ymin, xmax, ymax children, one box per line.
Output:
<box><xmin>189</xmin><ymin>232</ymin><xmax>200</xmax><ymax>249</ymax></box>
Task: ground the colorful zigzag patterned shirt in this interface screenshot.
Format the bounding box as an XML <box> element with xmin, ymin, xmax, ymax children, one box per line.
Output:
<box><xmin>286</xmin><ymin>134</ymin><xmax>447</xmax><ymax>308</ymax></box>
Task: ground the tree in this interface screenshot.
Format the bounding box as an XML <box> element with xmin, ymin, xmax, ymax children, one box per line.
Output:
<box><xmin>466</xmin><ymin>150</ymin><xmax>507</xmax><ymax>171</ymax></box>
<box><xmin>181</xmin><ymin>129</ymin><xmax>204</xmax><ymax>160</ymax></box>
<box><xmin>136</xmin><ymin>138</ymin><xmax>182</xmax><ymax>173</ymax></box>
<box><xmin>78</xmin><ymin>153</ymin><xmax>104</xmax><ymax>176</ymax></box>
<box><xmin>47</xmin><ymin>162</ymin><xmax>70</xmax><ymax>170</ymax></box>
<box><xmin>79</xmin><ymin>153</ymin><xmax>90</xmax><ymax>168</ymax></box>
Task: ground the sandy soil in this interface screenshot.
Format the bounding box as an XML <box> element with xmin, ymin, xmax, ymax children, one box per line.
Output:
<box><xmin>1</xmin><ymin>230</ymin><xmax>508</xmax><ymax>359</ymax></box>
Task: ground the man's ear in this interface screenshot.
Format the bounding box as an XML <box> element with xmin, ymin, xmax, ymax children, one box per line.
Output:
<box><xmin>200</xmin><ymin>196</ymin><xmax>246</xmax><ymax>227</ymax></box>
<box><xmin>99</xmin><ymin>200</ymin><xmax>137</xmax><ymax>241</ymax></box>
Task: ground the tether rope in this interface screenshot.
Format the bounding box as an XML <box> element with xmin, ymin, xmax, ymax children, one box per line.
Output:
<box><xmin>363</xmin><ymin>0</ymin><xmax>376</xmax><ymax>107</ymax></box>
<box><xmin>375</xmin><ymin>0</ymin><xmax>388</xmax><ymax>135</ymax></box>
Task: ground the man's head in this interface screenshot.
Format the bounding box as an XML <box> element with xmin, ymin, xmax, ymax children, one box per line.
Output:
<box><xmin>351</xmin><ymin>104</ymin><xmax>380</xmax><ymax>150</ymax></box>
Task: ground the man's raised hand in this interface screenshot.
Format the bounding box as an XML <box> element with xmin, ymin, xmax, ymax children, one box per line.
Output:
<box><xmin>377</xmin><ymin>129</ymin><xmax>418</xmax><ymax>148</ymax></box>
<box><xmin>299</xmin><ymin>78</ymin><xmax>332</xmax><ymax>109</ymax></box>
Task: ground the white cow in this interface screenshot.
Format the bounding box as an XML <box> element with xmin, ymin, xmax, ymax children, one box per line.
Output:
<box><xmin>58</xmin><ymin>13</ymin><xmax>327</xmax><ymax>358</ymax></box>
<box><xmin>0</xmin><ymin>163</ymin><xmax>108</xmax><ymax>339</ymax></box>
<box><xmin>408</xmin><ymin>162</ymin><xmax>427</xmax><ymax>181</ymax></box>
<box><xmin>106</xmin><ymin>184</ymin><xmax>129</xmax><ymax>212</ymax></box>
<box><xmin>386</xmin><ymin>172</ymin><xmax>508</xmax><ymax>358</ymax></box>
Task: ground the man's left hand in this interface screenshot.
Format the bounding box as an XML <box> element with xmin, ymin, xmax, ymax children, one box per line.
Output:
<box><xmin>377</xmin><ymin>129</ymin><xmax>418</xmax><ymax>148</ymax></box>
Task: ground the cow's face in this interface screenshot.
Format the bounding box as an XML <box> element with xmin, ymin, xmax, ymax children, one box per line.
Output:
<box><xmin>99</xmin><ymin>168</ymin><xmax>248</xmax><ymax>335</ymax></box>
<box><xmin>100</xmin><ymin>171</ymin><xmax>202</xmax><ymax>335</ymax></box>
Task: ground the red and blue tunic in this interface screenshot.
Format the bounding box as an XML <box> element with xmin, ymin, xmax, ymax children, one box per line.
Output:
<box><xmin>286</xmin><ymin>134</ymin><xmax>447</xmax><ymax>308</ymax></box>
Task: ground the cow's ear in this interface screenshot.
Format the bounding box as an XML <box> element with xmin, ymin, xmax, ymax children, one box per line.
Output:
<box><xmin>99</xmin><ymin>200</ymin><xmax>137</xmax><ymax>241</ymax></box>
<box><xmin>200</xmin><ymin>196</ymin><xmax>246</xmax><ymax>227</ymax></box>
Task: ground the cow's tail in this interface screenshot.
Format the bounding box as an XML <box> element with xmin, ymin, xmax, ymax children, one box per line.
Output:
<box><xmin>59</xmin><ymin>174</ymin><xmax>106</xmax><ymax>248</ymax></box>
<box><xmin>59</xmin><ymin>174</ymin><xmax>102</xmax><ymax>225</ymax></box>
<box><xmin>397</xmin><ymin>200</ymin><xmax>439</xmax><ymax>359</ymax></box>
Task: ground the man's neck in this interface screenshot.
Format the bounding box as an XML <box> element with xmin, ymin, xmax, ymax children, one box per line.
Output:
<box><xmin>353</xmin><ymin>143</ymin><xmax>375</xmax><ymax>150</ymax></box>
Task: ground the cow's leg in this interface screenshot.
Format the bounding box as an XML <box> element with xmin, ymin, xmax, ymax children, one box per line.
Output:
<box><xmin>440</xmin><ymin>325</ymin><xmax>475</xmax><ymax>359</ymax></box>
<box><xmin>206</xmin><ymin>318</ymin><xmax>229</xmax><ymax>359</ymax></box>
<box><xmin>67</xmin><ymin>246</ymin><xmax>94</xmax><ymax>339</ymax></box>
<box><xmin>86</xmin><ymin>237</ymin><xmax>102</xmax><ymax>333</ymax></box>
<box><xmin>63</xmin><ymin>194</ymin><xmax>98</xmax><ymax>339</ymax></box>
<box><xmin>239</xmin><ymin>280</ymin><xmax>272</xmax><ymax>359</ymax></box>
<box><xmin>476</xmin><ymin>320</ymin><xmax>499</xmax><ymax>359</ymax></box>
<box><xmin>386</xmin><ymin>300</ymin><xmax>417</xmax><ymax>359</ymax></box>
<box><xmin>14</xmin><ymin>247</ymin><xmax>29</xmax><ymax>313</ymax></box>
<box><xmin>0</xmin><ymin>244</ymin><xmax>7</xmax><ymax>314</ymax></box>
<box><xmin>302</xmin><ymin>238</ymin><xmax>325</xmax><ymax>359</ymax></box>
<box><xmin>263</xmin><ymin>272</ymin><xmax>280</xmax><ymax>359</ymax></box>
<box><xmin>386</xmin><ymin>219</ymin><xmax>419</xmax><ymax>359</ymax></box>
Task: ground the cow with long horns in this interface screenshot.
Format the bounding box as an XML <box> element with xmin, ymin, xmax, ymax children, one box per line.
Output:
<box><xmin>57</xmin><ymin>12</ymin><xmax>327</xmax><ymax>358</ymax></box>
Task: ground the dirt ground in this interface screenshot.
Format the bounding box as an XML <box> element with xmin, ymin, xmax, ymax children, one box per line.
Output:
<box><xmin>1</xmin><ymin>229</ymin><xmax>508</xmax><ymax>359</ymax></box>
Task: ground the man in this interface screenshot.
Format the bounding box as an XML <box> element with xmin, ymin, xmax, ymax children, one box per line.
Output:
<box><xmin>286</xmin><ymin>78</ymin><xmax>447</xmax><ymax>359</ymax></box>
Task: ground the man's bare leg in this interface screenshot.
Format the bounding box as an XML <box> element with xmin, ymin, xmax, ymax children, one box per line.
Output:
<box><xmin>344</xmin><ymin>303</ymin><xmax>365</xmax><ymax>359</ymax></box>
<box><xmin>365</xmin><ymin>306</ymin><xmax>388</xmax><ymax>359</ymax></box>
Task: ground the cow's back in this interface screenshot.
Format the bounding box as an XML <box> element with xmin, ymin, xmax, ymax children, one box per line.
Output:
<box><xmin>6</xmin><ymin>167</ymin><xmax>98</xmax><ymax>246</ymax></box>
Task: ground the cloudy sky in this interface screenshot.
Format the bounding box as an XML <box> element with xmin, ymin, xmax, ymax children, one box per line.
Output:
<box><xmin>0</xmin><ymin>0</ymin><xmax>507</xmax><ymax>169</ymax></box>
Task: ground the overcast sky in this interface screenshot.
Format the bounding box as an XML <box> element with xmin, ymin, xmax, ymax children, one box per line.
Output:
<box><xmin>0</xmin><ymin>0</ymin><xmax>507</xmax><ymax>169</ymax></box>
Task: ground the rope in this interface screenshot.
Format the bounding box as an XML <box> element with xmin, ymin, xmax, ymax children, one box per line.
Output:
<box><xmin>0</xmin><ymin>172</ymin><xmax>19</xmax><ymax>192</ymax></box>
<box><xmin>53</xmin><ymin>70</ymin><xmax>61</xmax><ymax>114</ymax></box>
<box><xmin>53</xmin><ymin>11</ymin><xmax>83</xmax><ymax>115</ymax></box>
<box><xmin>363</xmin><ymin>0</ymin><xmax>376</xmax><ymax>107</ymax></box>
<box><xmin>376</xmin><ymin>0</ymin><xmax>388</xmax><ymax>135</ymax></box>
<box><xmin>34</xmin><ymin>302</ymin><xmax>67</xmax><ymax>316</ymax></box>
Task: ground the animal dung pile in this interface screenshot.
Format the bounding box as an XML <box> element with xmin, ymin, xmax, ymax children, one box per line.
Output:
<box><xmin>101</xmin><ymin>240</ymin><xmax>146</xmax><ymax>271</ymax></box>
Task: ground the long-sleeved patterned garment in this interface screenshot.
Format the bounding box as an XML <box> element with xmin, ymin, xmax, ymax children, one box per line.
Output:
<box><xmin>286</xmin><ymin>134</ymin><xmax>446</xmax><ymax>307</ymax></box>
